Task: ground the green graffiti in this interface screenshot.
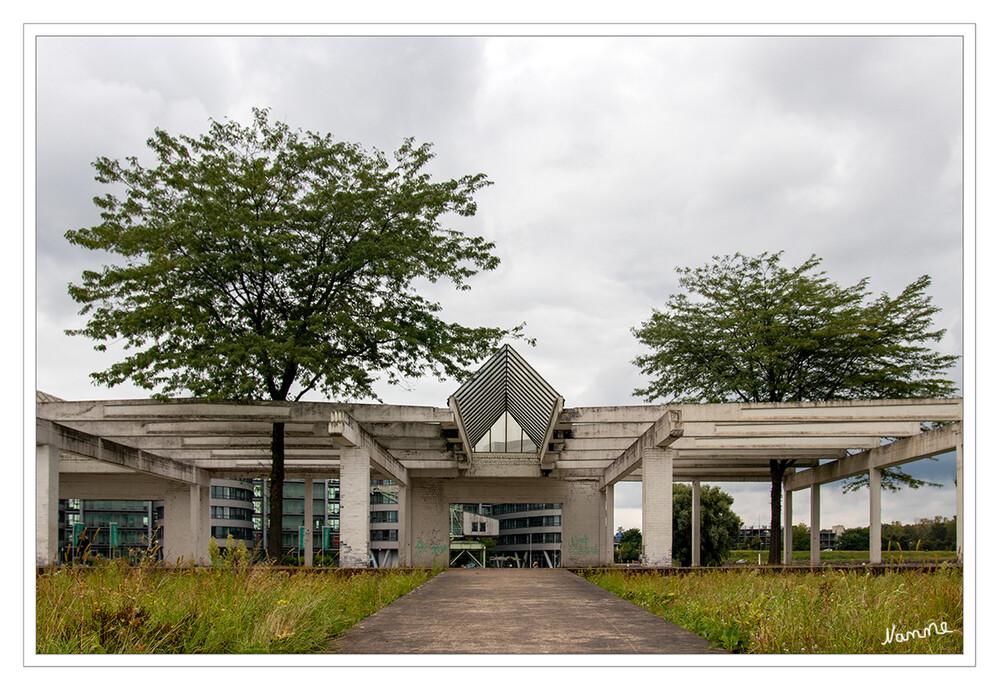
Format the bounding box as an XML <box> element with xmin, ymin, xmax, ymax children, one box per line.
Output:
<box><xmin>567</xmin><ymin>535</ymin><xmax>599</xmax><ymax>556</ymax></box>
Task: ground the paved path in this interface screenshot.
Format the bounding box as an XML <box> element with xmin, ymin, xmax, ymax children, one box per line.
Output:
<box><xmin>329</xmin><ymin>569</ymin><xmax>726</xmax><ymax>654</ymax></box>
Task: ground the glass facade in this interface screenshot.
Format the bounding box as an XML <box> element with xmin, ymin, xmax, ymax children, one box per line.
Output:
<box><xmin>473</xmin><ymin>412</ymin><xmax>538</xmax><ymax>453</ymax></box>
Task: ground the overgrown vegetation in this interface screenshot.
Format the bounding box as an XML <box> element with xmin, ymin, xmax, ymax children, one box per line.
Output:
<box><xmin>36</xmin><ymin>547</ymin><xmax>434</xmax><ymax>654</ymax></box>
<box><xmin>583</xmin><ymin>567</ymin><xmax>962</xmax><ymax>654</ymax></box>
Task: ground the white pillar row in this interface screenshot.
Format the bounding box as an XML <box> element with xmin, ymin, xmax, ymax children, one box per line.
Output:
<box><xmin>783</xmin><ymin>486</ymin><xmax>793</xmax><ymax>565</ymax></box>
<box><xmin>691</xmin><ymin>480</ymin><xmax>701</xmax><ymax>567</ymax></box>
<box><xmin>641</xmin><ymin>447</ymin><xmax>674</xmax><ymax>567</ymax></box>
<box><xmin>810</xmin><ymin>483</ymin><xmax>821</xmax><ymax>567</ymax></box>
<box><xmin>956</xmin><ymin>440</ymin><xmax>963</xmax><ymax>563</ymax></box>
<box><xmin>869</xmin><ymin>467</ymin><xmax>882</xmax><ymax>564</ymax></box>
<box><xmin>601</xmin><ymin>484</ymin><xmax>615</xmax><ymax>566</ymax></box>
<box><xmin>303</xmin><ymin>476</ymin><xmax>314</xmax><ymax>567</ymax></box>
<box><xmin>396</xmin><ymin>483</ymin><xmax>410</xmax><ymax>567</ymax></box>
<box><xmin>36</xmin><ymin>443</ymin><xmax>60</xmax><ymax>567</ymax></box>
<box><xmin>339</xmin><ymin>447</ymin><xmax>371</xmax><ymax>568</ymax></box>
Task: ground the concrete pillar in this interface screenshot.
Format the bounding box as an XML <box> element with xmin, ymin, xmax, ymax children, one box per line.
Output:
<box><xmin>810</xmin><ymin>483</ymin><xmax>820</xmax><ymax>567</ymax></box>
<box><xmin>409</xmin><ymin>478</ymin><xmax>448</xmax><ymax>568</ymax></box>
<box><xmin>641</xmin><ymin>447</ymin><xmax>674</xmax><ymax>567</ymax></box>
<box><xmin>691</xmin><ymin>480</ymin><xmax>701</xmax><ymax>567</ymax></box>
<box><xmin>783</xmin><ymin>486</ymin><xmax>793</xmax><ymax>565</ymax></box>
<box><xmin>163</xmin><ymin>482</ymin><xmax>210</xmax><ymax>565</ymax></box>
<box><xmin>303</xmin><ymin>477</ymin><xmax>314</xmax><ymax>566</ymax></box>
<box><xmin>561</xmin><ymin>479</ymin><xmax>604</xmax><ymax>568</ymax></box>
<box><xmin>869</xmin><ymin>467</ymin><xmax>882</xmax><ymax>564</ymax></box>
<box><xmin>339</xmin><ymin>448</ymin><xmax>370</xmax><ymax>568</ymax></box>
<box><xmin>36</xmin><ymin>443</ymin><xmax>60</xmax><ymax>567</ymax></box>
<box><xmin>601</xmin><ymin>484</ymin><xmax>615</xmax><ymax>566</ymax></box>
<box><xmin>396</xmin><ymin>483</ymin><xmax>410</xmax><ymax>567</ymax></box>
<box><xmin>956</xmin><ymin>440</ymin><xmax>963</xmax><ymax>563</ymax></box>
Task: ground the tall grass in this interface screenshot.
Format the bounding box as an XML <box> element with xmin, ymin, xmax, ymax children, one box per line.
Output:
<box><xmin>583</xmin><ymin>567</ymin><xmax>963</xmax><ymax>654</ymax></box>
<box><xmin>37</xmin><ymin>559</ymin><xmax>434</xmax><ymax>654</ymax></box>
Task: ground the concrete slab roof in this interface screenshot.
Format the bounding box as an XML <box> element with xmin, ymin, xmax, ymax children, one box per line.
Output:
<box><xmin>37</xmin><ymin>394</ymin><xmax>962</xmax><ymax>484</ymax></box>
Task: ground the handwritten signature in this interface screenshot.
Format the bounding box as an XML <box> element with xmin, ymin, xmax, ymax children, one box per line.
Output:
<box><xmin>881</xmin><ymin>621</ymin><xmax>956</xmax><ymax>645</ymax></box>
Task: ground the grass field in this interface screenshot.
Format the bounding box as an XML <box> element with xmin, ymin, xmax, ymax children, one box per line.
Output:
<box><xmin>583</xmin><ymin>566</ymin><xmax>963</xmax><ymax>654</ymax></box>
<box><xmin>36</xmin><ymin>560</ymin><xmax>433</xmax><ymax>654</ymax></box>
<box><xmin>726</xmin><ymin>549</ymin><xmax>959</xmax><ymax>565</ymax></box>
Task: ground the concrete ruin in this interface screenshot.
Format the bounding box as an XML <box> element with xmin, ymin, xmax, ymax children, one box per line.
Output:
<box><xmin>35</xmin><ymin>346</ymin><xmax>964</xmax><ymax>568</ymax></box>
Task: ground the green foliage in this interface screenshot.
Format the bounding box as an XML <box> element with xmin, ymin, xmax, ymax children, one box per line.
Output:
<box><xmin>585</xmin><ymin>568</ymin><xmax>963</xmax><ymax>654</ymax></box>
<box><xmin>792</xmin><ymin>523</ymin><xmax>811</xmax><ymax>551</ymax></box>
<box><xmin>66</xmin><ymin>107</ymin><xmax>520</xmax><ymax>402</ymax></box>
<box><xmin>631</xmin><ymin>251</ymin><xmax>959</xmax><ymax>561</ymax></box>
<box><xmin>672</xmin><ymin>483</ymin><xmax>742</xmax><ymax>567</ymax></box>
<box><xmin>613</xmin><ymin>485</ymin><xmax>740</xmax><ymax>566</ymax></box>
<box><xmin>836</xmin><ymin>516</ymin><xmax>956</xmax><ymax>551</ymax></box>
<box><xmin>36</xmin><ymin>562</ymin><xmax>434</xmax><ymax>653</ymax></box>
<box><xmin>615</xmin><ymin>528</ymin><xmax>643</xmax><ymax>563</ymax></box>
<box><xmin>633</xmin><ymin>251</ymin><xmax>958</xmax><ymax>406</ymax></box>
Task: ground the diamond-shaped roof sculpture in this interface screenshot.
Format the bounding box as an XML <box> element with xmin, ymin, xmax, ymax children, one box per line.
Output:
<box><xmin>449</xmin><ymin>344</ymin><xmax>562</xmax><ymax>452</ymax></box>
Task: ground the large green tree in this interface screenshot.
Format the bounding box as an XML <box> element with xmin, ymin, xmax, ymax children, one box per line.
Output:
<box><xmin>632</xmin><ymin>251</ymin><xmax>958</xmax><ymax>564</ymax></box>
<box><xmin>66</xmin><ymin>108</ymin><xmax>519</xmax><ymax>559</ymax></box>
<box><xmin>672</xmin><ymin>483</ymin><xmax>741</xmax><ymax>567</ymax></box>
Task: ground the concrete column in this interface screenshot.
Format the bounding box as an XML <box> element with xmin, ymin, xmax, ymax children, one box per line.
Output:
<box><xmin>869</xmin><ymin>467</ymin><xmax>882</xmax><ymax>564</ymax></box>
<box><xmin>164</xmin><ymin>482</ymin><xmax>210</xmax><ymax>565</ymax></box>
<box><xmin>641</xmin><ymin>447</ymin><xmax>674</xmax><ymax>567</ymax></box>
<box><xmin>396</xmin><ymin>483</ymin><xmax>410</xmax><ymax>567</ymax></box>
<box><xmin>601</xmin><ymin>484</ymin><xmax>615</xmax><ymax>566</ymax></box>
<box><xmin>956</xmin><ymin>440</ymin><xmax>963</xmax><ymax>563</ymax></box>
<box><xmin>561</xmin><ymin>479</ymin><xmax>604</xmax><ymax>568</ymax></box>
<box><xmin>339</xmin><ymin>448</ymin><xmax>370</xmax><ymax>568</ymax></box>
<box><xmin>303</xmin><ymin>477</ymin><xmax>314</xmax><ymax>566</ymax></box>
<box><xmin>691</xmin><ymin>480</ymin><xmax>701</xmax><ymax>567</ymax></box>
<box><xmin>409</xmin><ymin>478</ymin><xmax>448</xmax><ymax>568</ymax></box>
<box><xmin>783</xmin><ymin>486</ymin><xmax>793</xmax><ymax>565</ymax></box>
<box><xmin>36</xmin><ymin>443</ymin><xmax>60</xmax><ymax>567</ymax></box>
<box><xmin>810</xmin><ymin>483</ymin><xmax>820</xmax><ymax>567</ymax></box>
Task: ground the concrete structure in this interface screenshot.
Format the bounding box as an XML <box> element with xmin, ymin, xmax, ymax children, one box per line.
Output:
<box><xmin>35</xmin><ymin>346</ymin><xmax>964</xmax><ymax>568</ymax></box>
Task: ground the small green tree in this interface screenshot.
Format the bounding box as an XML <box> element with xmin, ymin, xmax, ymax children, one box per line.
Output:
<box><xmin>672</xmin><ymin>483</ymin><xmax>742</xmax><ymax>566</ymax></box>
<box><xmin>792</xmin><ymin>523</ymin><xmax>811</xmax><ymax>551</ymax></box>
<box><xmin>66</xmin><ymin>109</ymin><xmax>521</xmax><ymax>559</ymax></box>
<box><xmin>633</xmin><ymin>252</ymin><xmax>958</xmax><ymax>564</ymax></box>
<box><xmin>615</xmin><ymin>528</ymin><xmax>642</xmax><ymax>563</ymax></box>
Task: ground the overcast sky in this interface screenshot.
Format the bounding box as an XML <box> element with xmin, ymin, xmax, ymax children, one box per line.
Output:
<box><xmin>30</xmin><ymin>30</ymin><xmax>969</xmax><ymax>532</ymax></box>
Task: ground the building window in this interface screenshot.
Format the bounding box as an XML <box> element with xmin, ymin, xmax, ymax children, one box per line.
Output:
<box><xmin>473</xmin><ymin>412</ymin><xmax>538</xmax><ymax>453</ymax></box>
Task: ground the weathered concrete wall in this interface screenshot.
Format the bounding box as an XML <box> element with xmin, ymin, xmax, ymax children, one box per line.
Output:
<box><xmin>406</xmin><ymin>477</ymin><xmax>606</xmax><ymax>568</ymax></box>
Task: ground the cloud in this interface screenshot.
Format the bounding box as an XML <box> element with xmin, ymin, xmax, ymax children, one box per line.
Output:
<box><xmin>31</xmin><ymin>33</ymin><xmax>967</xmax><ymax>531</ymax></box>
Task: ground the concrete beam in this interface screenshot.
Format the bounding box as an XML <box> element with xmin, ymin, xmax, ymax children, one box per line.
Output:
<box><xmin>37</xmin><ymin>419</ymin><xmax>208</xmax><ymax>485</ymax></box>
<box><xmin>330</xmin><ymin>411</ymin><xmax>409</xmax><ymax>487</ymax></box>
<box><xmin>600</xmin><ymin>409</ymin><xmax>682</xmax><ymax>490</ymax></box>
<box><xmin>784</xmin><ymin>422</ymin><xmax>961</xmax><ymax>491</ymax></box>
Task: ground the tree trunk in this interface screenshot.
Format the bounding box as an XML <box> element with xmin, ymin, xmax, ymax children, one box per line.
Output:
<box><xmin>267</xmin><ymin>421</ymin><xmax>286</xmax><ymax>561</ymax></box>
<box><xmin>768</xmin><ymin>459</ymin><xmax>788</xmax><ymax>565</ymax></box>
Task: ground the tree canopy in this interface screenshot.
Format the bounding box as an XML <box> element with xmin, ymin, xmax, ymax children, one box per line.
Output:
<box><xmin>632</xmin><ymin>251</ymin><xmax>958</xmax><ymax>563</ymax></box>
<box><xmin>633</xmin><ymin>252</ymin><xmax>957</xmax><ymax>405</ymax></box>
<box><xmin>67</xmin><ymin>108</ymin><xmax>518</xmax><ymax>403</ymax></box>
<box><xmin>66</xmin><ymin>108</ymin><xmax>519</xmax><ymax>558</ymax></box>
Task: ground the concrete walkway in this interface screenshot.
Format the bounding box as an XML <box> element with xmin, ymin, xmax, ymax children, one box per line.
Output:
<box><xmin>328</xmin><ymin>569</ymin><xmax>727</xmax><ymax>654</ymax></box>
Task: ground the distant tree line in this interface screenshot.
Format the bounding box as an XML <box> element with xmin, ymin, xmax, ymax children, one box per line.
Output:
<box><xmin>836</xmin><ymin>516</ymin><xmax>956</xmax><ymax>551</ymax></box>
